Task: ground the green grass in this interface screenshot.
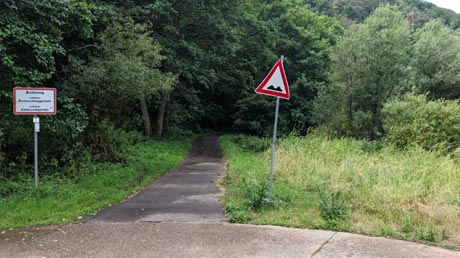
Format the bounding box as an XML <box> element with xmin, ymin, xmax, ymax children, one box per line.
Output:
<box><xmin>0</xmin><ymin>138</ymin><xmax>191</xmax><ymax>229</ymax></box>
<box><xmin>220</xmin><ymin>134</ymin><xmax>460</xmax><ymax>248</ymax></box>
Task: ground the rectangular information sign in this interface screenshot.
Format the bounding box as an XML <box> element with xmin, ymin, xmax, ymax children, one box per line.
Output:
<box><xmin>13</xmin><ymin>88</ymin><xmax>57</xmax><ymax>115</ymax></box>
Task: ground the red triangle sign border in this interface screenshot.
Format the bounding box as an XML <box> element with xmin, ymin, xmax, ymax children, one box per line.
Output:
<box><xmin>255</xmin><ymin>59</ymin><xmax>290</xmax><ymax>100</ymax></box>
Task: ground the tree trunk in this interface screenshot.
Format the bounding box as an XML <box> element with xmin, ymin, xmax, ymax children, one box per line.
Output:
<box><xmin>139</xmin><ymin>93</ymin><xmax>152</xmax><ymax>137</ymax></box>
<box><xmin>155</xmin><ymin>91</ymin><xmax>170</xmax><ymax>139</ymax></box>
<box><xmin>346</xmin><ymin>75</ymin><xmax>354</xmax><ymax>135</ymax></box>
<box><xmin>347</xmin><ymin>94</ymin><xmax>353</xmax><ymax>133</ymax></box>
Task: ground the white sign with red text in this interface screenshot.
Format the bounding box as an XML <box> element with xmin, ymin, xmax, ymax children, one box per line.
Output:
<box><xmin>13</xmin><ymin>88</ymin><xmax>56</xmax><ymax>115</ymax></box>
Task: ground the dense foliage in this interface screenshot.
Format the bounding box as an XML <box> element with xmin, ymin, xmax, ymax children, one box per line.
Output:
<box><xmin>312</xmin><ymin>5</ymin><xmax>411</xmax><ymax>138</ymax></box>
<box><xmin>383</xmin><ymin>94</ymin><xmax>460</xmax><ymax>152</ymax></box>
<box><xmin>1</xmin><ymin>0</ymin><xmax>460</xmax><ymax>182</ymax></box>
<box><xmin>308</xmin><ymin>0</ymin><xmax>460</xmax><ymax>28</ymax></box>
<box><xmin>412</xmin><ymin>19</ymin><xmax>460</xmax><ymax>99</ymax></box>
<box><xmin>312</xmin><ymin>4</ymin><xmax>460</xmax><ymax>149</ymax></box>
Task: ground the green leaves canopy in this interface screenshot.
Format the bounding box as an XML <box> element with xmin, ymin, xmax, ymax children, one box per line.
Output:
<box><xmin>412</xmin><ymin>20</ymin><xmax>460</xmax><ymax>99</ymax></box>
<box><xmin>313</xmin><ymin>5</ymin><xmax>411</xmax><ymax>138</ymax></box>
<box><xmin>63</xmin><ymin>20</ymin><xmax>176</xmax><ymax>122</ymax></box>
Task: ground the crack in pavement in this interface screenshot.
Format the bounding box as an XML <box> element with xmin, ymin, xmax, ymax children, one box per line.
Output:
<box><xmin>309</xmin><ymin>232</ymin><xmax>337</xmax><ymax>258</ymax></box>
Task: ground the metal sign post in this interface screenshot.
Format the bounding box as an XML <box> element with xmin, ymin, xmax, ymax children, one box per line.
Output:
<box><xmin>13</xmin><ymin>87</ymin><xmax>56</xmax><ymax>187</ymax></box>
<box><xmin>255</xmin><ymin>55</ymin><xmax>289</xmax><ymax>202</ymax></box>
<box><xmin>33</xmin><ymin>115</ymin><xmax>40</xmax><ymax>187</ymax></box>
<box><xmin>269</xmin><ymin>95</ymin><xmax>280</xmax><ymax>201</ymax></box>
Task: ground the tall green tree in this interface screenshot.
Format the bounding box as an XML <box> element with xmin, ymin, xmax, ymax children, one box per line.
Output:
<box><xmin>233</xmin><ymin>0</ymin><xmax>342</xmax><ymax>135</ymax></box>
<box><xmin>309</xmin><ymin>0</ymin><xmax>460</xmax><ymax>28</ymax></box>
<box><xmin>412</xmin><ymin>19</ymin><xmax>460</xmax><ymax>100</ymax></box>
<box><xmin>93</xmin><ymin>0</ymin><xmax>342</xmax><ymax>135</ymax></box>
<box><xmin>0</xmin><ymin>0</ymin><xmax>67</xmax><ymax>88</ymax></box>
<box><xmin>0</xmin><ymin>0</ymin><xmax>94</xmax><ymax>174</ymax></box>
<box><xmin>312</xmin><ymin>5</ymin><xmax>411</xmax><ymax>138</ymax></box>
<box><xmin>98</xmin><ymin>0</ymin><xmax>241</xmax><ymax>134</ymax></box>
<box><xmin>63</xmin><ymin>20</ymin><xmax>176</xmax><ymax>137</ymax></box>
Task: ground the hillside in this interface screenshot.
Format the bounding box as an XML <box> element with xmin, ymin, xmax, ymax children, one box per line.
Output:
<box><xmin>309</xmin><ymin>0</ymin><xmax>460</xmax><ymax>27</ymax></box>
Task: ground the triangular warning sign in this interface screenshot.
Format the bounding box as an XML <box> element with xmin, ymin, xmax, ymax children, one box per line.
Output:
<box><xmin>255</xmin><ymin>59</ymin><xmax>290</xmax><ymax>99</ymax></box>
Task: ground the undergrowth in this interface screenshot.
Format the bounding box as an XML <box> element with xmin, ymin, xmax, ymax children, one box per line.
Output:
<box><xmin>220</xmin><ymin>134</ymin><xmax>460</xmax><ymax>248</ymax></box>
<box><xmin>0</xmin><ymin>138</ymin><xmax>192</xmax><ymax>229</ymax></box>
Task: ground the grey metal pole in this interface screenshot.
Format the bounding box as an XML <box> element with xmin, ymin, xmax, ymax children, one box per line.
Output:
<box><xmin>34</xmin><ymin>115</ymin><xmax>38</xmax><ymax>187</ymax></box>
<box><xmin>269</xmin><ymin>96</ymin><xmax>280</xmax><ymax>201</ymax></box>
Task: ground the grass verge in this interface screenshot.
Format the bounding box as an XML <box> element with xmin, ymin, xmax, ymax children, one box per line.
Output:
<box><xmin>0</xmin><ymin>138</ymin><xmax>191</xmax><ymax>229</ymax></box>
<box><xmin>220</xmin><ymin>134</ymin><xmax>460</xmax><ymax>249</ymax></box>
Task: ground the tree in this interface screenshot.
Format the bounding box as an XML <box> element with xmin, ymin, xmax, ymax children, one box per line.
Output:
<box><xmin>412</xmin><ymin>19</ymin><xmax>460</xmax><ymax>100</ymax></box>
<box><xmin>318</xmin><ymin>0</ymin><xmax>460</xmax><ymax>28</ymax></box>
<box><xmin>312</xmin><ymin>5</ymin><xmax>411</xmax><ymax>138</ymax></box>
<box><xmin>0</xmin><ymin>0</ymin><xmax>95</xmax><ymax>174</ymax></box>
<box><xmin>233</xmin><ymin>0</ymin><xmax>342</xmax><ymax>135</ymax></box>
<box><xmin>0</xmin><ymin>0</ymin><xmax>67</xmax><ymax>88</ymax></box>
<box><xmin>63</xmin><ymin>20</ymin><xmax>176</xmax><ymax>137</ymax></box>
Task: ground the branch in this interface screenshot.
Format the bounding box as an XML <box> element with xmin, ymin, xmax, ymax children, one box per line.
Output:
<box><xmin>68</xmin><ymin>44</ymin><xmax>97</xmax><ymax>52</ymax></box>
<box><xmin>234</xmin><ymin>31</ymin><xmax>262</xmax><ymax>37</ymax></box>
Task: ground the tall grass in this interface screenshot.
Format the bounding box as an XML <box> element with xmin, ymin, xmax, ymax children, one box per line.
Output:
<box><xmin>0</xmin><ymin>138</ymin><xmax>191</xmax><ymax>229</ymax></box>
<box><xmin>220</xmin><ymin>134</ymin><xmax>460</xmax><ymax>248</ymax></box>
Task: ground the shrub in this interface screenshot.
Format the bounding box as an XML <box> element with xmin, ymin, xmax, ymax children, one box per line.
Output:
<box><xmin>317</xmin><ymin>187</ymin><xmax>349</xmax><ymax>223</ymax></box>
<box><xmin>225</xmin><ymin>203</ymin><xmax>249</xmax><ymax>223</ymax></box>
<box><xmin>85</xmin><ymin>120</ymin><xmax>145</xmax><ymax>163</ymax></box>
<box><xmin>382</xmin><ymin>94</ymin><xmax>460</xmax><ymax>152</ymax></box>
<box><xmin>242</xmin><ymin>180</ymin><xmax>272</xmax><ymax>210</ymax></box>
<box><xmin>233</xmin><ymin>135</ymin><xmax>270</xmax><ymax>153</ymax></box>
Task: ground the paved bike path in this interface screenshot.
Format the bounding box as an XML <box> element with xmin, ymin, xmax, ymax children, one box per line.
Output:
<box><xmin>89</xmin><ymin>134</ymin><xmax>226</xmax><ymax>222</ymax></box>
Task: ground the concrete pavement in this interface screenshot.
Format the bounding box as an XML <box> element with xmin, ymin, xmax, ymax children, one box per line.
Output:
<box><xmin>1</xmin><ymin>222</ymin><xmax>459</xmax><ymax>258</ymax></box>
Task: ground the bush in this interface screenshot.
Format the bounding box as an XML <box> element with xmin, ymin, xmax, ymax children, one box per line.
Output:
<box><xmin>0</xmin><ymin>173</ymin><xmax>32</xmax><ymax>198</ymax></box>
<box><xmin>86</xmin><ymin>120</ymin><xmax>146</xmax><ymax>163</ymax></box>
<box><xmin>317</xmin><ymin>187</ymin><xmax>349</xmax><ymax>223</ymax></box>
<box><xmin>242</xmin><ymin>180</ymin><xmax>272</xmax><ymax>210</ymax></box>
<box><xmin>382</xmin><ymin>94</ymin><xmax>460</xmax><ymax>152</ymax></box>
<box><xmin>225</xmin><ymin>203</ymin><xmax>249</xmax><ymax>223</ymax></box>
<box><xmin>232</xmin><ymin>135</ymin><xmax>270</xmax><ymax>153</ymax></box>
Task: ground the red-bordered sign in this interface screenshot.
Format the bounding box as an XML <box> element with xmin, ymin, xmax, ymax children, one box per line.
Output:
<box><xmin>13</xmin><ymin>88</ymin><xmax>57</xmax><ymax>115</ymax></box>
<box><xmin>255</xmin><ymin>59</ymin><xmax>290</xmax><ymax>99</ymax></box>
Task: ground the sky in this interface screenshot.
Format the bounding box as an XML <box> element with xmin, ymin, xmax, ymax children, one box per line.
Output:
<box><xmin>425</xmin><ymin>0</ymin><xmax>460</xmax><ymax>13</ymax></box>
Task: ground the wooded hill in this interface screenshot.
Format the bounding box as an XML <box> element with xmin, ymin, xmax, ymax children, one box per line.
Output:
<box><xmin>1</xmin><ymin>0</ymin><xmax>459</xmax><ymax>180</ymax></box>
<box><xmin>312</xmin><ymin>0</ymin><xmax>460</xmax><ymax>27</ymax></box>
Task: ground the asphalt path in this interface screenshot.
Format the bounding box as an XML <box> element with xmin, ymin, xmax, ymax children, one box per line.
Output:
<box><xmin>88</xmin><ymin>134</ymin><xmax>226</xmax><ymax>223</ymax></box>
<box><xmin>1</xmin><ymin>134</ymin><xmax>460</xmax><ymax>258</ymax></box>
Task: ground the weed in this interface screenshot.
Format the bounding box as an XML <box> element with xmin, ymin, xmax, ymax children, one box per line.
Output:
<box><xmin>416</xmin><ymin>226</ymin><xmax>437</xmax><ymax>242</ymax></box>
<box><xmin>225</xmin><ymin>203</ymin><xmax>249</xmax><ymax>223</ymax></box>
<box><xmin>317</xmin><ymin>187</ymin><xmax>349</xmax><ymax>222</ymax></box>
<box><xmin>380</xmin><ymin>225</ymin><xmax>397</xmax><ymax>238</ymax></box>
<box><xmin>0</xmin><ymin>138</ymin><xmax>191</xmax><ymax>229</ymax></box>
<box><xmin>233</xmin><ymin>135</ymin><xmax>270</xmax><ymax>152</ymax></box>
<box><xmin>242</xmin><ymin>180</ymin><xmax>272</xmax><ymax>210</ymax></box>
<box><xmin>228</xmin><ymin>211</ymin><xmax>249</xmax><ymax>223</ymax></box>
<box><xmin>400</xmin><ymin>216</ymin><xmax>413</xmax><ymax>233</ymax></box>
<box><xmin>360</xmin><ymin>140</ymin><xmax>386</xmax><ymax>153</ymax></box>
<box><xmin>220</xmin><ymin>134</ymin><xmax>460</xmax><ymax>248</ymax></box>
